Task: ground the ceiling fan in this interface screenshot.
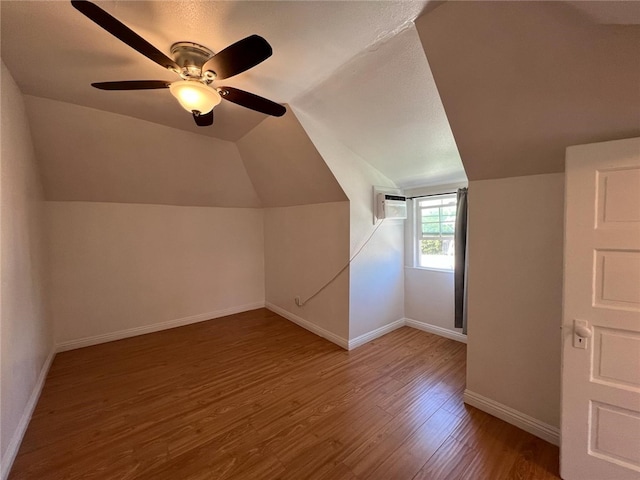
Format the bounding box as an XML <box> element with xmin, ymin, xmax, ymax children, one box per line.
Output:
<box><xmin>71</xmin><ymin>0</ymin><xmax>286</xmax><ymax>127</ymax></box>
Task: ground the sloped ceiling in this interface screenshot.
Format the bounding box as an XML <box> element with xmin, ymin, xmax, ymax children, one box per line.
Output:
<box><xmin>24</xmin><ymin>95</ymin><xmax>262</xmax><ymax>207</ymax></box>
<box><xmin>237</xmin><ymin>107</ymin><xmax>347</xmax><ymax>208</ymax></box>
<box><xmin>4</xmin><ymin>0</ymin><xmax>635</xmax><ymax>204</ymax></box>
<box><xmin>23</xmin><ymin>94</ymin><xmax>348</xmax><ymax>208</ymax></box>
<box><xmin>415</xmin><ymin>1</ymin><xmax>640</xmax><ymax>181</ymax></box>
<box><xmin>567</xmin><ymin>0</ymin><xmax>640</xmax><ymax>24</ymax></box>
<box><xmin>0</xmin><ymin>1</ymin><xmax>431</xmax><ymax>142</ymax></box>
<box><xmin>294</xmin><ymin>25</ymin><xmax>465</xmax><ymax>189</ymax></box>
<box><xmin>2</xmin><ymin>0</ymin><xmax>458</xmax><ymax>206</ymax></box>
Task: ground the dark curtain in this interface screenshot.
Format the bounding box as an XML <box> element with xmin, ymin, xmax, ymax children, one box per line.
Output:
<box><xmin>454</xmin><ymin>188</ymin><xmax>468</xmax><ymax>333</ymax></box>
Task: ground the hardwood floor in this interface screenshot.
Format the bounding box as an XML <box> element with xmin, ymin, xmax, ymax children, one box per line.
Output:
<box><xmin>9</xmin><ymin>308</ymin><xmax>561</xmax><ymax>479</ymax></box>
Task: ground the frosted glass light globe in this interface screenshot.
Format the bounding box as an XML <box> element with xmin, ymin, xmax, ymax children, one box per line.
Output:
<box><xmin>169</xmin><ymin>80</ymin><xmax>221</xmax><ymax>114</ymax></box>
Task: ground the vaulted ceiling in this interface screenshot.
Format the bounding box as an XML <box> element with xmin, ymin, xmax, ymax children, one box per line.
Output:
<box><xmin>2</xmin><ymin>1</ymin><xmax>638</xmax><ymax>205</ymax></box>
<box><xmin>416</xmin><ymin>1</ymin><xmax>640</xmax><ymax>181</ymax></box>
<box><xmin>294</xmin><ymin>25</ymin><xmax>465</xmax><ymax>189</ymax></box>
<box><xmin>1</xmin><ymin>0</ymin><xmax>467</xmax><ymax>200</ymax></box>
<box><xmin>0</xmin><ymin>0</ymin><xmax>434</xmax><ymax>145</ymax></box>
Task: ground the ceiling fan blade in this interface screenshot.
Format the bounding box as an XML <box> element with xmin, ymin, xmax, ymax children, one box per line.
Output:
<box><xmin>203</xmin><ymin>35</ymin><xmax>272</xmax><ymax>80</ymax></box>
<box><xmin>92</xmin><ymin>80</ymin><xmax>171</xmax><ymax>90</ymax></box>
<box><xmin>71</xmin><ymin>0</ymin><xmax>180</xmax><ymax>72</ymax></box>
<box><xmin>193</xmin><ymin>110</ymin><xmax>214</xmax><ymax>127</ymax></box>
<box><xmin>219</xmin><ymin>87</ymin><xmax>286</xmax><ymax>117</ymax></box>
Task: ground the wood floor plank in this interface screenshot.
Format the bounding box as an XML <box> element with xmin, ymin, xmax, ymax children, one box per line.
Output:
<box><xmin>262</xmin><ymin>381</ymin><xmax>398</xmax><ymax>464</ymax></box>
<box><xmin>507</xmin><ymin>436</ymin><xmax>561</xmax><ymax>480</ymax></box>
<box><xmin>411</xmin><ymin>435</ymin><xmax>477</xmax><ymax>480</ymax></box>
<box><xmin>308</xmin><ymin>462</ymin><xmax>358</xmax><ymax>480</ymax></box>
<box><xmin>342</xmin><ymin>385</ymin><xmax>455</xmax><ymax>477</ymax></box>
<box><xmin>8</xmin><ymin>309</ymin><xmax>561</xmax><ymax>480</ymax></box>
<box><xmin>378</xmin><ymin>353</ymin><xmax>466</xmax><ymax>417</ymax></box>
<box><xmin>365</xmin><ymin>408</ymin><xmax>464</xmax><ymax>480</ymax></box>
<box><xmin>440</xmin><ymin>386</ymin><xmax>469</xmax><ymax>418</ymax></box>
<box><xmin>458</xmin><ymin>419</ymin><xmax>530</xmax><ymax>479</ymax></box>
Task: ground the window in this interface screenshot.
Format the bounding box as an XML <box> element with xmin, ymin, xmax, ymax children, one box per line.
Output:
<box><xmin>416</xmin><ymin>194</ymin><xmax>457</xmax><ymax>270</ymax></box>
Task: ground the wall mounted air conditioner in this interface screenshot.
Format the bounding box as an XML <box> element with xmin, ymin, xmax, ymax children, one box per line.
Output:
<box><xmin>376</xmin><ymin>193</ymin><xmax>407</xmax><ymax>220</ymax></box>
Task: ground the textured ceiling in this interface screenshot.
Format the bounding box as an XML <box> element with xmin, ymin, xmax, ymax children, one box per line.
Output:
<box><xmin>24</xmin><ymin>95</ymin><xmax>263</xmax><ymax>207</ymax></box>
<box><xmin>237</xmin><ymin>108</ymin><xmax>348</xmax><ymax>207</ymax></box>
<box><xmin>295</xmin><ymin>25</ymin><xmax>465</xmax><ymax>188</ymax></box>
<box><xmin>23</xmin><ymin>93</ymin><xmax>346</xmax><ymax>208</ymax></box>
<box><xmin>567</xmin><ymin>0</ymin><xmax>640</xmax><ymax>24</ymax></box>
<box><xmin>4</xmin><ymin>1</ymin><xmax>633</xmax><ymax>195</ymax></box>
<box><xmin>416</xmin><ymin>1</ymin><xmax>640</xmax><ymax>181</ymax></box>
<box><xmin>1</xmin><ymin>1</ymin><xmax>430</xmax><ymax>142</ymax></box>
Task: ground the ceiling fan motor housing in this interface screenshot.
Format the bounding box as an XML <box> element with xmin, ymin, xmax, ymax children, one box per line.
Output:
<box><xmin>171</xmin><ymin>42</ymin><xmax>215</xmax><ymax>80</ymax></box>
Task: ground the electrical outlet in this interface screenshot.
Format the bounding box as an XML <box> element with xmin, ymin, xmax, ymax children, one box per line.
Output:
<box><xmin>294</xmin><ymin>296</ymin><xmax>301</xmax><ymax>307</ymax></box>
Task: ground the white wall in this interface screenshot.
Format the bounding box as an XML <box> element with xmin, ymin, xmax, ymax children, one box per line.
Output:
<box><xmin>236</xmin><ymin>109</ymin><xmax>350</xmax><ymax>345</ymax></box>
<box><xmin>466</xmin><ymin>173</ymin><xmax>564</xmax><ymax>428</ymax></box>
<box><xmin>349</xmin><ymin>219</ymin><xmax>404</xmax><ymax>339</ymax></box>
<box><xmin>0</xmin><ymin>62</ymin><xmax>53</xmax><ymax>476</ymax></box>
<box><xmin>264</xmin><ymin>202</ymin><xmax>350</xmax><ymax>342</ymax></box>
<box><xmin>292</xmin><ymin>109</ymin><xmax>405</xmax><ymax>340</ymax></box>
<box><xmin>405</xmin><ymin>268</ymin><xmax>459</xmax><ymax>332</ymax></box>
<box><xmin>46</xmin><ymin>202</ymin><xmax>265</xmax><ymax>346</ymax></box>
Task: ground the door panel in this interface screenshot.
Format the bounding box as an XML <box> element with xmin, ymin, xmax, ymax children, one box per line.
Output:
<box><xmin>597</xmin><ymin>167</ymin><xmax>640</xmax><ymax>225</ymax></box>
<box><xmin>595</xmin><ymin>250</ymin><xmax>640</xmax><ymax>309</ymax></box>
<box><xmin>561</xmin><ymin>137</ymin><xmax>640</xmax><ymax>480</ymax></box>
<box><xmin>590</xmin><ymin>402</ymin><xmax>640</xmax><ymax>469</ymax></box>
<box><xmin>594</xmin><ymin>328</ymin><xmax>640</xmax><ymax>389</ymax></box>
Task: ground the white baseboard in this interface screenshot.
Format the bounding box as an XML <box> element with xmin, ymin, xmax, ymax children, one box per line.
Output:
<box><xmin>56</xmin><ymin>302</ymin><xmax>265</xmax><ymax>352</ymax></box>
<box><xmin>265</xmin><ymin>302</ymin><xmax>349</xmax><ymax>350</ymax></box>
<box><xmin>463</xmin><ymin>389</ymin><xmax>560</xmax><ymax>446</ymax></box>
<box><xmin>405</xmin><ymin>318</ymin><xmax>467</xmax><ymax>344</ymax></box>
<box><xmin>348</xmin><ymin>318</ymin><xmax>405</xmax><ymax>350</ymax></box>
<box><xmin>1</xmin><ymin>346</ymin><xmax>56</xmax><ymax>480</ymax></box>
<box><xmin>264</xmin><ymin>309</ymin><xmax>467</xmax><ymax>351</ymax></box>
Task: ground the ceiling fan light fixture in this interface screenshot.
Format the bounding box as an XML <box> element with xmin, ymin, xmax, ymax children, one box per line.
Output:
<box><xmin>73</xmin><ymin>1</ymin><xmax>285</xmax><ymax>124</ymax></box>
<box><xmin>169</xmin><ymin>80</ymin><xmax>221</xmax><ymax>114</ymax></box>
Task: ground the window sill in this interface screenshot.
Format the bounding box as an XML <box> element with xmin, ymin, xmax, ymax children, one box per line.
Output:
<box><xmin>405</xmin><ymin>266</ymin><xmax>455</xmax><ymax>274</ymax></box>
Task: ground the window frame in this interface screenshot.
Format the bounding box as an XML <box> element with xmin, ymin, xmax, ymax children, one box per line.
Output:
<box><xmin>414</xmin><ymin>193</ymin><xmax>457</xmax><ymax>272</ymax></box>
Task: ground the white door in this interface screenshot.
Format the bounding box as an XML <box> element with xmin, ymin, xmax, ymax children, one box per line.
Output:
<box><xmin>561</xmin><ymin>137</ymin><xmax>640</xmax><ymax>479</ymax></box>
